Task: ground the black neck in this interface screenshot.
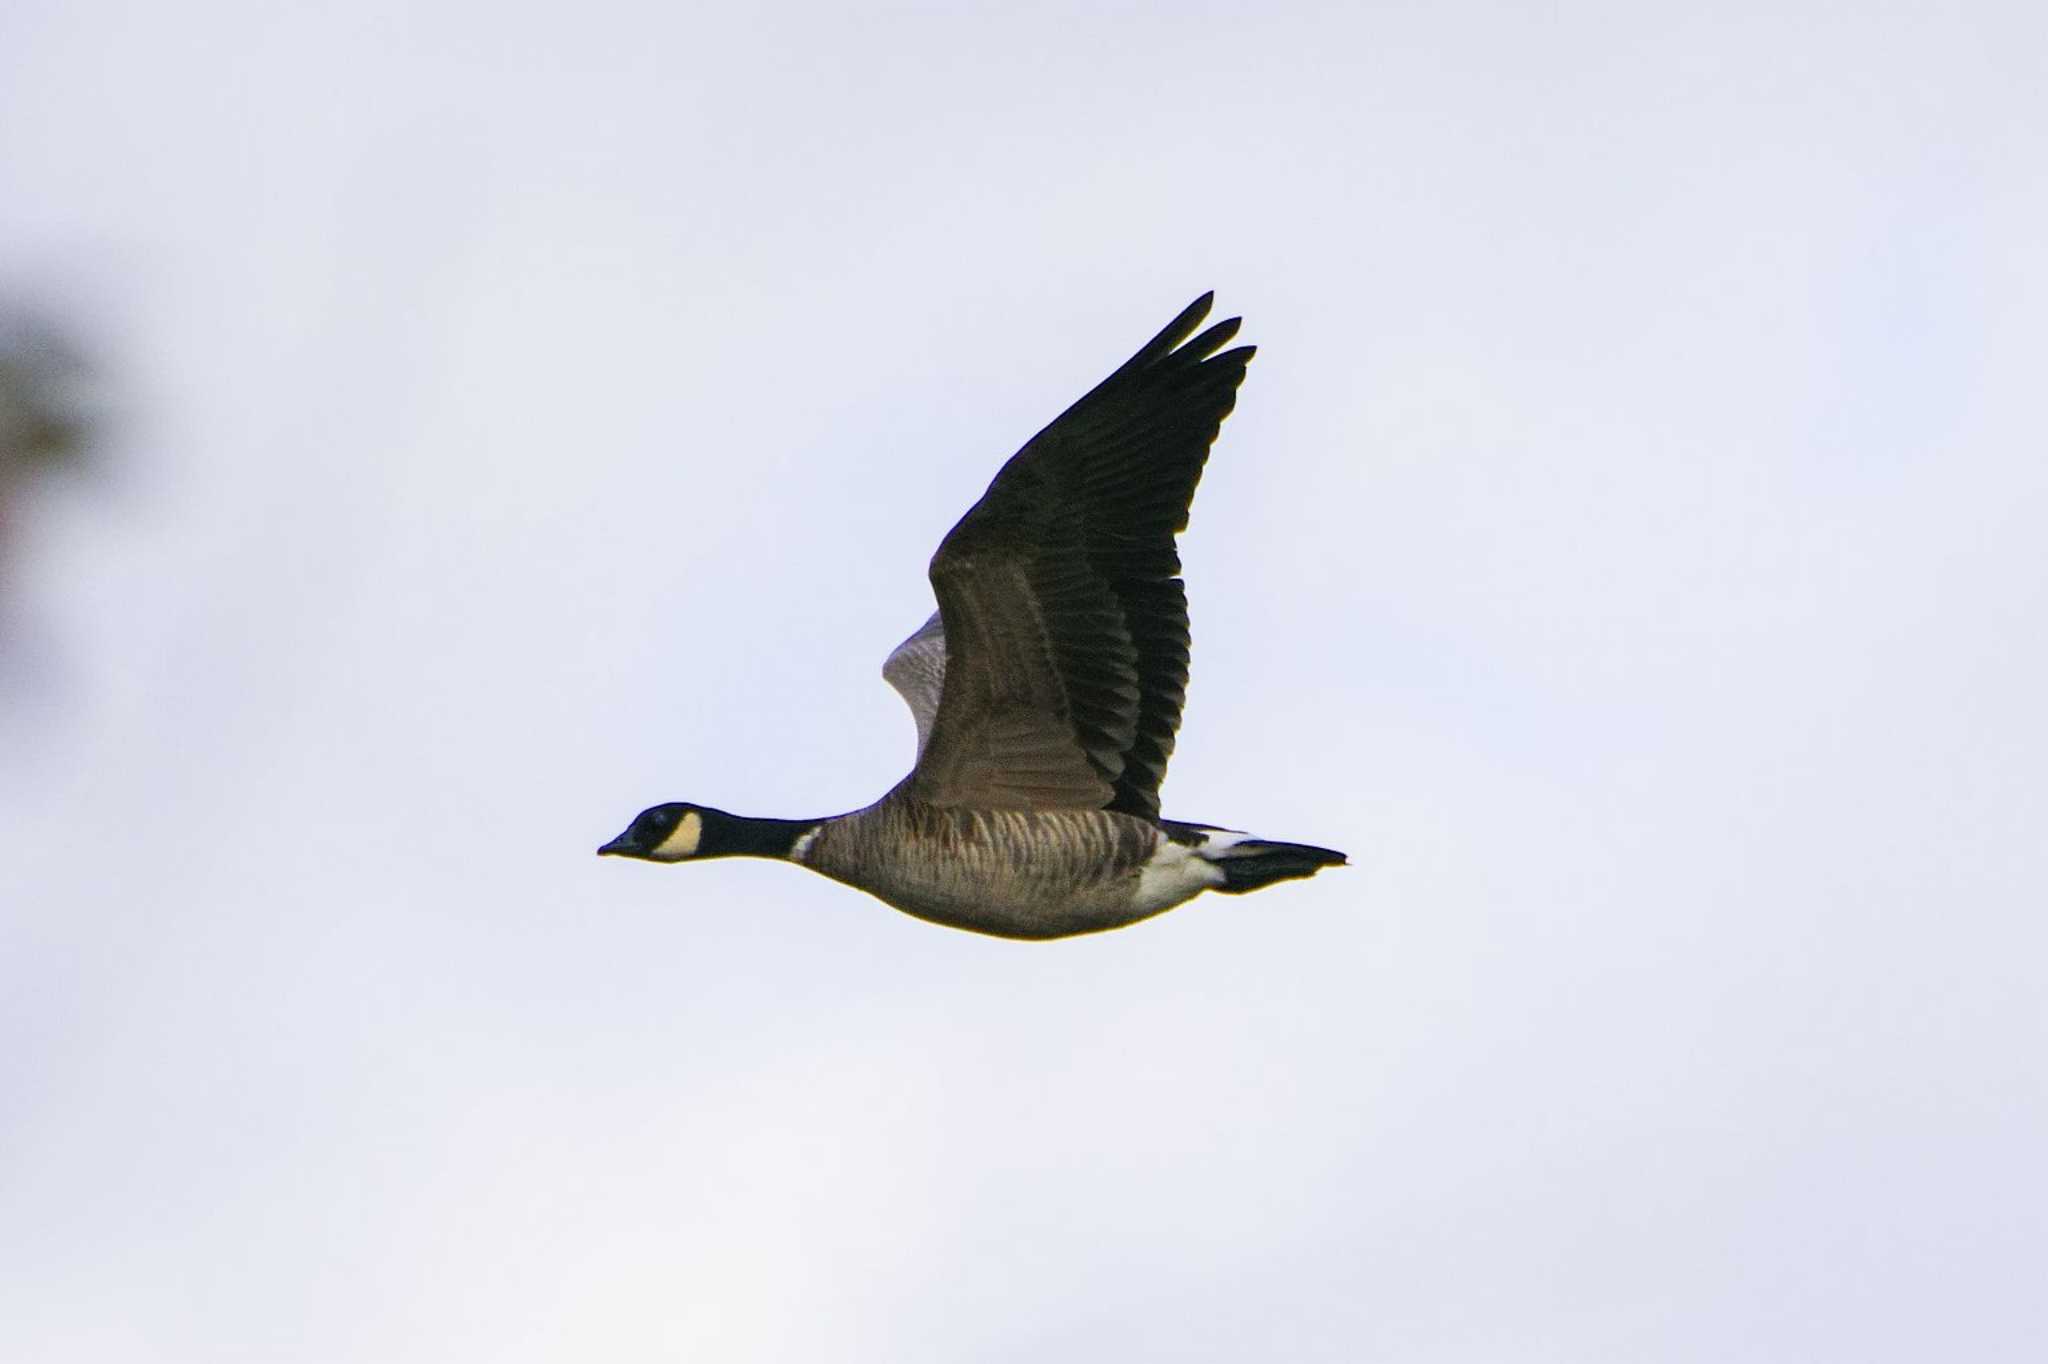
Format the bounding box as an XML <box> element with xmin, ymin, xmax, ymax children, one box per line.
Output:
<box><xmin>714</xmin><ymin>814</ymin><xmax>818</xmax><ymax>860</ymax></box>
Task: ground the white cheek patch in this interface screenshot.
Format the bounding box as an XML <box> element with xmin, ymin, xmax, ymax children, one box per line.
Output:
<box><xmin>653</xmin><ymin>810</ymin><xmax>704</xmax><ymax>860</ymax></box>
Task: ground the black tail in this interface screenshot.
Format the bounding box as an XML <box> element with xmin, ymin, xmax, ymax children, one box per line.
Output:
<box><xmin>1209</xmin><ymin>839</ymin><xmax>1348</xmax><ymax>895</ymax></box>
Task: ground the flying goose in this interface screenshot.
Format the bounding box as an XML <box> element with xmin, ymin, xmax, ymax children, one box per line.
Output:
<box><xmin>600</xmin><ymin>294</ymin><xmax>1345</xmax><ymax>939</ymax></box>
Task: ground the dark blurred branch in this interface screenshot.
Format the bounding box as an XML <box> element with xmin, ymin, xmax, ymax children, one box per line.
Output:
<box><xmin>2</xmin><ymin>315</ymin><xmax>92</xmax><ymax>458</ymax></box>
<box><xmin>0</xmin><ymin>305</ymin><xmax>100</xmax><ymax>555</ymax></box>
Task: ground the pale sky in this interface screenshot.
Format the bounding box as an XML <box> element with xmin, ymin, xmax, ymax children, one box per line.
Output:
<box><xmin>4</xmin><ymin>3</ymin><xmax>2045</xmax><ymax>1360</ymax></box>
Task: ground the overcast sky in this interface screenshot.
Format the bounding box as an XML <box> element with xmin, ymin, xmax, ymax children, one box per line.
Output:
<box><xmin>4</xmin><ymin>3</ymin><xmax>2045</xmax><ymax>1360</ymax></box>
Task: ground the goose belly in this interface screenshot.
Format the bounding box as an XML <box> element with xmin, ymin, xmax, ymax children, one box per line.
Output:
<box><xmin>801</xmin><ymin>805</ymin><xmax>1197</xmax><ymax>940</ymax></box>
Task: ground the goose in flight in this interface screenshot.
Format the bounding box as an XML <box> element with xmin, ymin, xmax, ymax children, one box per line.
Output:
<box><xmin>600</xmin><ymin>294</ymin><xmax>1344</xmax><ymax>939</ymax></box>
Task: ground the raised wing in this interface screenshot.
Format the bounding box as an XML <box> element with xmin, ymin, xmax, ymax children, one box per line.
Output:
<box><xmin>881</xmin><ymin>610</ymin><xmax>946</xmax><ymax>758</ymax></box>
<box><xmin>907</xmin><ymin>293</ymin><xmax>1254</xmax><ymax>817</ymax></box>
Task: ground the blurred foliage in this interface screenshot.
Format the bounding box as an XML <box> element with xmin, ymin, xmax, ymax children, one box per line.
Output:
<box><xmin>0</xmin><ymin>305</ymin><xmax>99</xmax><ymax>557</ymax></box>
<box><xmin>0</xmin><ymin>301</ymin><xmax>103</xmax><ymax>705</ymax></box>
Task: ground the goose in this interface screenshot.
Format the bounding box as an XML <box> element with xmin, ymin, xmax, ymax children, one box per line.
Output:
<box><xmin>600</xmin><ymin>293</ymin><xmax>1345</xmax><ymax>939</ymax></box>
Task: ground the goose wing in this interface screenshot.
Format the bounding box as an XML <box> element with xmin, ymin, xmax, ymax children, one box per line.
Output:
<box><xmin>881</xmin><ymin>610</ymin><xmax>946</xmax><ymax>758</ymax></box>
<box><xmin>907</xmin><ymin>293</ymin><xmax>1254</xmax><ymax>816</ymax></box>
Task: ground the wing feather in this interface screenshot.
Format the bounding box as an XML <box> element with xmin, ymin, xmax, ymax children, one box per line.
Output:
<box><xmin>881</xmin><ymin>611</ymin><xmax>947</xmax><ymax>758</ymax></box>
<box><xmin>907</xmin><ymin>294</ymin><xmax>1253</xmax><ymax>816</ymax></box>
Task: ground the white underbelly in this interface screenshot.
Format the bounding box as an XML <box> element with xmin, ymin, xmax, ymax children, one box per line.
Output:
<box><xmin>1133</xmin><ymin>839</ymin><xmax>1228</xmax><ymax>913</ymax></box>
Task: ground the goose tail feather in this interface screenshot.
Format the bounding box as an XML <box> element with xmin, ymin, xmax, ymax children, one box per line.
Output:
<box><xmin>1162</xmin><ymin>823</ymin><xmax>1348</xmax><ymax>895</ymax></box>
